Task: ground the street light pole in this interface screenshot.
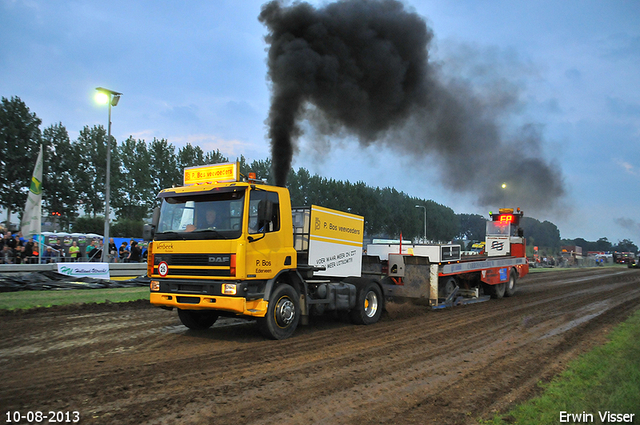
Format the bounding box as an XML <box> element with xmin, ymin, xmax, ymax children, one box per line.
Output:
<box><xmin>95</xmin><ymin>87</ymin><xmax>122</xmax><ymax>263</ymax></box>
<box><xmin>501</xmin><ymin>182</ymin><xmax>507</xmax><ymax>208</ymax></box>
<box><xmin>415</xmin><ymin>205</ymin><xmax>426</xmax><ymax>243</ymax></box>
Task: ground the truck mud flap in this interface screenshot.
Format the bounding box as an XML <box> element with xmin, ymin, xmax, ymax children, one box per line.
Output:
<box><xmin>431</xmin><ymin>286</ymin><xmax>491</xmax><ymax>309</ymax></box>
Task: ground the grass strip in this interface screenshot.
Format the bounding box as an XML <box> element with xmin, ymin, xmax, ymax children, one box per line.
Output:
<box><xmin>528</xmin><ymin>264</ymin><xmax>629</xmax><ymax>273</ymax></box>
<box><xmin>0</xmin><ymin>287</ymin><xmax>149</xmax><ymax>310</ymax></box>
<box><xmin>484</xmin><ymin>308</ymin><xmax>640</xmax><ymax>424</ymax></box>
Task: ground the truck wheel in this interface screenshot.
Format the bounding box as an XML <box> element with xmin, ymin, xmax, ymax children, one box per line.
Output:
<box><xmin>257</xmin><ymin>284</ymin><xmax>300</xmax><ymax>340</ymax></box>
<box><xmin>350</xmin><ymin>282</ymin><xmax>383</xmax><ymax>325</ymax></box>
<box><xmin>504</xmin><ymin>271</ymin><xmax>517</xmax><ymax>297</ymax></box>
<box><xmin>177</xmin><ymin>309</ymin><xmax>219</xmax><ymax>330</ymax></box>
<box><xmin>493</xmin><ymin>281</ymin><xmax>506</xmax><ymax>299</ymax></box>
<box><xmin>484</xmin><ymin>281</ymin><xmax>506</xmax><ymax>299</ymax></box>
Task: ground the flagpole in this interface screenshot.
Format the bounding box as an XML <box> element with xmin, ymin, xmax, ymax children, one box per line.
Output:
<box><xmin>21</xmin><ymin>144</ymin><xmax>43</xmax><ymax>255</ymax></box>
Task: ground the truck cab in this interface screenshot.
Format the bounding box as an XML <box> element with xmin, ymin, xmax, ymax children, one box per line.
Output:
<box><xmin>485</xmin><ymin>208</ymin><xmax>526</xmax><ymax>258</ymax></box>
<box><xmin>147</xmin><ymin>163</ymin><xmax>300</xmax><ymax>336</ymax></box>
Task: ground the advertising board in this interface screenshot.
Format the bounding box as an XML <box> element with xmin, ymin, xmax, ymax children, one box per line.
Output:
<box><xmin>184</xmin><ymin>162</ymin><xmax>238</xmax><ymax>185</ymax></box>
<box><xmin>308</xmin><ymin>206</ymin><xmax>364</xmax><ymax>277</ymax></box>
<box><xmin>57</xmin><ymin>262</ymin><xmax>110</xmax><ymax>280</ymax></box>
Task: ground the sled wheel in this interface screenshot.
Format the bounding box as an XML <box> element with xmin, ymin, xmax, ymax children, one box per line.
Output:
<box><xmin>439</xmin><ymin>277</ymin><xmax>457</xmax><ymax>299</ymax></box>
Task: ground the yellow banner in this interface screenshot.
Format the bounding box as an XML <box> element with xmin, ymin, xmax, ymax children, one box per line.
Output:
<box><xmin>184</xmin><ymin>162</ymin><xmax>238</xmax><ymax>185</ymax></box>
<box><xmin>310</xmin><ymin>205</ymin><xmax>364</xmax><ymax>245</ymax></box>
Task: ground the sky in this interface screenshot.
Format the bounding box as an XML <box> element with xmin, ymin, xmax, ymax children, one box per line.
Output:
<box><xmin>1</xmin><ymin>0</ymin><xmax>639</xmax><ymax>245</ymax></box>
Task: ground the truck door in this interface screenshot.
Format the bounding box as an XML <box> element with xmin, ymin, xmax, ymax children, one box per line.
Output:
<box><xmin>245</xmin><ymin>190</ymin><xmax>291</xmax><ymax>280</ymax></box>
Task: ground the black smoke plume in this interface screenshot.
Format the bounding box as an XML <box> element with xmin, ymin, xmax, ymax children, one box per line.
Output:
<box><xmin>259</xmin><ymin>0</ymin><xmax>565</xmax><ymax>210</ymax></box>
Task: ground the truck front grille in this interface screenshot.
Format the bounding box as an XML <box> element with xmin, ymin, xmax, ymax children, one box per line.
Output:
<box><xmin>154</xmin><ymin>253</ymin><xmax>231</xmax><ymax>266</ymax></box>
<box><xmin>153</xmin><ymin>253</ymin><xmax>232</xmax><ymax>278</ymax></box>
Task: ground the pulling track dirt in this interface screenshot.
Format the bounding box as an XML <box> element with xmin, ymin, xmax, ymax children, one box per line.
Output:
<box><xmin>1</xmin><ymin>267</ymin><xmax>639</xmax><ymax>424</ymax></box>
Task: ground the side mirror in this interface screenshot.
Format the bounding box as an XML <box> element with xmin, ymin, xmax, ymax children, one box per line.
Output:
<box><xmin>143</xmin><ymin>207</ymin><xmax>161</xmax><ymax>241</ymax></box>
<box><xmin>249</xmin><ymin>200</ymin><xmax>273</xmax><ymax>243</ymax></box>
<box><xmin>143</xmin><ymin>224</ymin><xmax>154</xmax><ymax>241</ymax></box>
<box><xmin>152</xmin><ymin>207</ymin><xmax>160</xmax><ymax>227</ymax></box>
<box><xmin>257</xmin><ymin>200</ymin><xmax>273</xmax><ymax>231</ymax></box>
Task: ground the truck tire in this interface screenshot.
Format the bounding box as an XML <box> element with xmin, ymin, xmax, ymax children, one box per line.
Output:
<box><xmin>484</xmin><ymin>281</ymin><xmax>506</xmax><ymax>299</ymax></box>
<box><xmin>504</xmin><ymin>270</ymin><xmax>517</xmax><ymax>297</ymax></box>
<box><xmin>350</xmin><ymin>282</ymin><xmax>383</xmax><ymax>325</ymax></box>
<box><xmin>177</xmin><ymin>309</ymin><xmax>219</xmax><ymax>330</ymax></box>
<box><xmin>257</xmin><ymin>284</ymin><xmax>300</xmax><ymax>340</ymax></box>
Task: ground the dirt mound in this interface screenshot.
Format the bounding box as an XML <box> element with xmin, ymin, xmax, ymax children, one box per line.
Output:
<box><xmin>0</xmin><ymin>271</ymin><xmax>149</xmax><ymax>292</ymax></box>
<box><xmin>0</xmin><ymin>298</ymin><xmax>153</xmax><ymax>317</ymax></box>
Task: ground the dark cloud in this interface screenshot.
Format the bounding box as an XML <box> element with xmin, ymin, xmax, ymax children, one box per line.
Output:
<box><xmin>615</xmin><ymin>217</ymin><xmax>640</xmax><ymax>234</ymax></box>
<box><xmin>259</xmin><ymin>0</ymin><xmax>565</xmax><ymax>210</ymax></box>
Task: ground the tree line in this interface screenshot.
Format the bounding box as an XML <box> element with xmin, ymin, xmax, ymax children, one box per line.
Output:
<box><xmin>1</xmin><ymin>96</ymin><xmax>636</xmax><ymax>253</ymax></box>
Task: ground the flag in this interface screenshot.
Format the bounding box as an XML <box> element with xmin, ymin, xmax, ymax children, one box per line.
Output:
<box><xmin>21</xmin><ymin>144</ymin><xmax>43</xmax><ymax>238</ymax></box>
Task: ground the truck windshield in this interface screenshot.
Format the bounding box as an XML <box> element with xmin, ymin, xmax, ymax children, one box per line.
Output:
<box><xmin>156</xmin><ymin>190</ymin><xmax>245</xmax><ymax>240</ymax></box>
<box><xmin>486</xmin><ymin>221</ymin><xmax>512</xmax><ymax>236</ymax></box>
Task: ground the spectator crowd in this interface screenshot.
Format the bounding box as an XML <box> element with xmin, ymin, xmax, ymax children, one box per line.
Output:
<box><xmin>1</xmin><ymin>229</ymin><xmax>42</xmax><ymax>264</ymax></box>
<box><xmin>0</xmin><ymin>227</ymin><xmax>145</xmax><ymax>264</ymax></box>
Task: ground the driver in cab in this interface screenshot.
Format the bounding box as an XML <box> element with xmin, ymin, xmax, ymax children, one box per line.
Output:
<box><xmin>203</xmin><ymin>209</ymin><xmax>217</xmax><ymax>228</ymax></box>
<box><xmin>185</xmin><ymin>208</ymin><xmax>218</xmax><ymax>232</ymax></box>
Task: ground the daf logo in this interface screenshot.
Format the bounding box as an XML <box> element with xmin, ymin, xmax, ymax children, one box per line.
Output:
<box><xmin>209</xmin><ymin>256</ymin><xmax>229</xmax><ymax>263</ymax></box>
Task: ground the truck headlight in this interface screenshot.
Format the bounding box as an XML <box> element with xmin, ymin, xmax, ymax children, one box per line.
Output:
<box><xmin>222</xmin><ymin>283</ymin><xmax>237</xmax><ymax>295</ymax></box>
<box><xmin>150</xmin><ymin>280</ymin><xmax>160</xmax><ymax>291</ymax></box>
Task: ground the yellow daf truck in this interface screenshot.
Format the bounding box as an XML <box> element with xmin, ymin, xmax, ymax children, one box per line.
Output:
<box><xmin>146</xmin><ymin>162</ymin><xmax>381</xmax><ymax>339</ymax></box>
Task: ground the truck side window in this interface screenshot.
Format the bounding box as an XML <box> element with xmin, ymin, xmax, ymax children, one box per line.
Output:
<box><xmin>249</xmin><ymin>191</ymin><xmax>280</xmax><ymax>234</ymax></box>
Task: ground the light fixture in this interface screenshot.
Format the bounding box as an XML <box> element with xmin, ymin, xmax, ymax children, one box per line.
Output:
<box><xmin>95</xmin><ymin>87</ymin><xmax>122</xmax><ymax>263</ymax></box>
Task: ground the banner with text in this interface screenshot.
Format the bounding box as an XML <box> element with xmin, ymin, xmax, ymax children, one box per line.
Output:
<box><xmin>308</xmin><ymin>206</ymin><xmax>364</xmax><ymax>278</ymax></box>
<box><xmin>57</xmin><ymin>262</ymin><xmax>111</xmax><ymax>280</ymax></box>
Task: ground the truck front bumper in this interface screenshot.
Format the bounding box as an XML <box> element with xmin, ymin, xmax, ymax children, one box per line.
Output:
<box><xmin>150</xmin><ymin>292</ymin><xmax>268</xmax><ymax>317</ymax></box>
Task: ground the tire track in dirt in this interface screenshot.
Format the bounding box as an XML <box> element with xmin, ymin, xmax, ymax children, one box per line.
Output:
<box><xmin>1</xmin><ymin>268</ymin><xmax>639</xmax><ymax>424</ymax></box>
